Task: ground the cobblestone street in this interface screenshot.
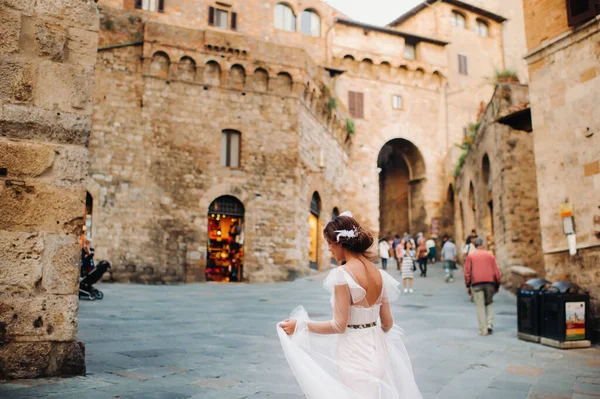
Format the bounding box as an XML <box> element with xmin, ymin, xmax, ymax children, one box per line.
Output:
<box><xmin>2</xmin><ymin>264</ymin><xmax>599</xmax><ymax>399</ymax></box>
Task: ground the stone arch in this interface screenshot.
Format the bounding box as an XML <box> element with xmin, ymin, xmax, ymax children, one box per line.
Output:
<box><xmin>203</xmin><ymin>60</ymin><xmax>221</xmax><ymax>85</ymax></box>
<box><xmin>206</xmin><ymin>195</ymin><xmax>246</xmax><ymax>282</ymax></box>
<box><xmin>467</xmin><ymin>181</ymin><xmax>476</xmax><ymax>234</ymax></box>
<box><xmin>308</xmin><ymin>191</ymin><xmax>322</xmax><ymax>270</ymax></box>
<box><xmin>415</xmin><ymin>67</ymin><xmax>425</xmax><ymax>84</ymax></box>
<box><xmin>273</xmin><ymin>71</ymin><xmax>293</xmax><ymax>93</ymax></box>
<box><xmin>229</xmin><ymin>64</ymin><xmax>246</xmax><ymax>89</ymax></box>
<box><xmin>441</xmin><ymin>183</ymin><xmax>456</xmax><ymax>239</ymax></box>
<box><xmin>178</xmin><ymin>56</ymin><xmax>196</xmax><ymax>81</ymax></box>
<box><xmin>252</xmin><ymin>68</ymin><xmax>268</xmax><ymax>91</ymax></box>
<box><xmin>398</xmin><ymin>64</ymin><xmax>409</xmax><ymax>80</ymax></box>
<box><xmin>150</xmin><ymin>51</ymin><xmax>170</xmax><ymax>78</ymax></box>
<box><xmin>343</xmin><ymin>54</ymin><xmax>355</xmax><ymax>60</ymax></box>
<box><xmin>377</xmin><ymin>138</ymin><xmax>427</xmax><ymax>237</ymax></box>
<box><xmin>481</xmin><ymin>154</ymin><xmax>494</xmax><ymax>250</ymax></box>
<box><xmin>432</xmin><ymin>70</ymin><xmax>443</xmax><ymax>87</ymax></box>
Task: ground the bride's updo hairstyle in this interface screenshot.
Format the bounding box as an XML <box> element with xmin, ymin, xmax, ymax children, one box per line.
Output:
<box><xmin>323</xmin><ymin>214</ymin><xmax>374</xmax><ymax>255</ymax></box>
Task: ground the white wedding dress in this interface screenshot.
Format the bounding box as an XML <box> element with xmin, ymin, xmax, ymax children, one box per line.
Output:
<box><xmin>277</xmin><ymin>266</ymin><xmax>422</xmax><ymax>399</ymax></box>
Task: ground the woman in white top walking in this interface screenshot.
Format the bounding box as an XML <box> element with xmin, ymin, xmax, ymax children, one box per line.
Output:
<box><xmin>378</xmin><ymin>238</ymin><xmax>391</xmax><ymax>270</ymax></box>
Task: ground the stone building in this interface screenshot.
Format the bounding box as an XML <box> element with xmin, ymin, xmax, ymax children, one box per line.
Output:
<box><xmin>450</xmin><ymin>82</ymin><xmax>544</xmax><ymax>288</ymax></box>
<box><xmin>87</xmin><ymin>0</ymin><xmax>529</xmax><ymax>283</ymax></box>
<box><xmin>521</xmin><ymin>0</ymin><xmax>600</xmax><ymax>339</ymax></box>
<box><xmin>0</xmin><ymin>0</ymin><xmax>99</xmax><ymax>378</ymax></box>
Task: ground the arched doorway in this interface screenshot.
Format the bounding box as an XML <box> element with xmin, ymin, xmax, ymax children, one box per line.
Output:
<box><xmin>377</xmin><ymin>139</ymin><xmax>426</xmax><ymax>237</ymax></box>
<box><xmin>442</xmin><ymin>184</ymin><xmax>455</xmax><ymax>238</ymax></box>
<box><xmin>330</xmin><ymin>207</ymin><xmax>340</xmax><ymax>264</ymax></box>
<box><xmin>83</xmin><ymin>192</ymin><xmax>93</xmax><ymax>246</ymax></box>
<box><xmin>482</xmin><ymin>154</ymin><xmax>494</xmax><ymax>252</ymax></box>
<box><xmin>206</xmin><ymin>195</ymin><xmax>245</xmax><ymax>282</ymax></box>
<box><xmin>309</xmin><ymin>192</ymin><xmax>321</xmax><ymax>270</ymax></box>
<box><xmin>468</xmin><ymin>181</ymin><xmax>476</xmax><ymax>235</ymax></box>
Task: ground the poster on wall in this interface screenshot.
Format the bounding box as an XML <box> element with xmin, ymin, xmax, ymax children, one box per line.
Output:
<box><xmin>565</xmin><ymin>301</ymin><xmax>586</xmax><ymax>341</ymax></box>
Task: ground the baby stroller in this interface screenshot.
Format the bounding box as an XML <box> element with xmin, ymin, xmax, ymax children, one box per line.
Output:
<box><xmin>79</xmin><ymin>260</ymin><xmax>111</xmax><ymax>300</ymax></box>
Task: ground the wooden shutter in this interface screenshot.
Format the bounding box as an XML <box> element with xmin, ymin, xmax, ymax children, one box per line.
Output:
<box><xmin>348</xmin><ymin>91</ymin><xmax>356</xmax><ymax>117</ymax></box>
<box><xmin>158</xmin><ymin>0</ymin><xmax>164</xmax><ymax>12</ymax></box>
<box><xmin>135</xmin><ymin>0</ymin><xmax>142</xmax><ymax>9</ymax></box>
<box><xmin>356</xmin><ymin>92</ymin><xmax>364</xmax><ymax>119</ymax></box>
<box><xmin>208</xmin><ymin>6</ymin><xmax>215</xmax><ymax>25</ymax></box>
<box><xmin>458</xmin><ymin>55</ymin><xmax>468</xmax><ymax>75</ymax></box>
<box><xmin>567</xmin><ymin>0</ymin><xmax>597</xmax><ymax>26</ymax></box>
<box><xmin>231</xmin><ymin>12</ymin><xmax>237</xmax><ymax>30</ymax></box>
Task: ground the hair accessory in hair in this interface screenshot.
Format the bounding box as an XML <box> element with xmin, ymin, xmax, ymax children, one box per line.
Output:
<box><xmin>334</xmin><ymin>228</ymin><xmax>357</xmax><ymax>242</ymax></box>
<box><xmin>339</xmin><ymin>211</ymin><xmax>353</xmax><ymax>218</ymax></box>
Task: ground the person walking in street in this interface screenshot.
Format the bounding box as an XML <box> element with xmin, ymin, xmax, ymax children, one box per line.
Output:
<box><xmin>462</xmin><ymin>235</ymin><xmax>476</xmax><ymax>258</ymax></box>
<box><xmin>416</xmin><ymin>240</ymin><xmax>429</xmax><ymax>277</ymax></box>
<box><xmin>379</xmin><ymin>237</ymin><xmax>391</xmax><ymax>270</ymax></box>
<box><xmin>401</xmin><ymin>240</ymin><xmax>416</xmax><ymax>293</ymax></box>
<box><xmin>426</xmin><ymin>237</ymin><xmax>436</xmax><ymax>263</ymax></box>
<box><xmin>440</xmin><ymin>235</ymin><xmax>457</xmax><ymax>283</ymax></box>
<box><xmin>395</xmin><ymin>238</ymin><xmax>405</xmax><ymax>270</ymax></box>
<box><xmin>464</xmin><ymin>237</ymin><xmax>501</xmax><ymax>336</ymax></box>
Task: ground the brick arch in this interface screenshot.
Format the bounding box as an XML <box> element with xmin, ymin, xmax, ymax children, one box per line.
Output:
<box><xmin>229</xmin><ymin>64</ymin><xmax>246</xmax><ymax>89</ymax></box>
<box><xmin>150</xmin><ymin>51</ymin><xmax>170</xmax><ymax>78</ymax></box>
<box><xmin>273</xmin><ymin>71</ymin><xmax>293</xmax><ymax>93</ymax></box>
<box><xmin>178</xmin><ymin>56</ymin><xmax>196</xmax><ymax>81</ymax></box>
<box><xmin>252</xmin><ymin>68</ymin><xmax>269</xmax><ymax>91</ymax></box>
<box><xmin>203</xmin><ymin>60</ymin><xmax>221</xmax><ymax>85</ymax></box>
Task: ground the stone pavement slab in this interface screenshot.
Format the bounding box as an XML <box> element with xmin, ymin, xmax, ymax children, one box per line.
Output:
<box><xmin>1</xmin><ymin>263</ymin><xmax>599</xmax><ymax>398</ymax></box>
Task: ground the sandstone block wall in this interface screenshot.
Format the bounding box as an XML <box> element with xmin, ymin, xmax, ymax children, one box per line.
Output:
<box><xmin>89</xmin><ymin>6</ymin><xmax>351</xmax><ymax>283</ymax></box>
<box><xmin>523</xmin><ymin>11</ymin><xmax>600</xmax><ymax>339</ymax></box>
<box><xmin>0</xmin><ymin>0</ymin><xmax>98</xmax><ymax>379</ymax></box>
<box><xmin>452</xmin><ymin>83</ymin><xmax>544</xmax><ymax>286</ymax></box>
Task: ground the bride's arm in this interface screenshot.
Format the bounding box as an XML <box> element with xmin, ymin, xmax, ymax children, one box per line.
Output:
<box><xmin>380</xmin><ymin>301</ymin><xmax>393</xmax><ymax>332</ymax></box>
<box><xmin>305</xmin><ymin>284</ymin><xmax>351</xmax><ymax>335</ymax></box>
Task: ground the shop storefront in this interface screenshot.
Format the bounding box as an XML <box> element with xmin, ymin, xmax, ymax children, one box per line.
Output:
<box><xmin>309</xmin><ymin>192</ymin><xmax>321</xmax><ymax>270</ymax></box>
<box><xmin>206</xmin><ymin>196</ymin><xmax>245</xmax><ymax>282</ymax></box>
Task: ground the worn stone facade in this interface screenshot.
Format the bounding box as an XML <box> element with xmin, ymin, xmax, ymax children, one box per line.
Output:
<box><xmin>522</xmin><ymin>0</ymin><xmax>600</xmax><ymax>339</ymax></box>
<box><xmin>88</xmin><ymin>0</ymin><xmax>529</xmax><ymax>283</ymax></box>
<box><xmin>451</xmin><ymin>83</ymin><xmax>544</xmax><ymax>287</ymax></box>
<box><xmin>89</xmin><ymin>5</ymin><xmax>352</xmax><ymax>282</ymax></box>
<box><xmin>0</xmin><ymin>0</ymin><xmax>99</xmax><ymax>378</ymax></box>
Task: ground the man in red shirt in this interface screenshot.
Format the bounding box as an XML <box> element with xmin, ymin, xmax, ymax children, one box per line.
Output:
<box><xmin>464</xmin><ymin>237</ymin><xmax>501</xmax><ymax>336</ymax></box>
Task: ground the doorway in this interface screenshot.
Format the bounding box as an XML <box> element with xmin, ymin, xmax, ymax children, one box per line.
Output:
<box><xmin>206</xmin><ymin>195</ymin><xmax>245</xmax><ymax>282</ymax></box>
<box><xmin>309</xmin><ymin>192</ymin><xmax>321</xmax><ymax>270</ymax></box>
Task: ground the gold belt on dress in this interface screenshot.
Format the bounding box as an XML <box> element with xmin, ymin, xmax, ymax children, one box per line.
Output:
<box><xmin>347</xmin><ymin>322</ymin><xmax>377</xmax><ymax>329</ymax></box>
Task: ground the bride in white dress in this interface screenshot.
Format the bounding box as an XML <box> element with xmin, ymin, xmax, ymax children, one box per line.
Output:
<box><xmin>278</xmin><ymin>212</ymin><xmax>422</xmax><ymax>399</ymax></box>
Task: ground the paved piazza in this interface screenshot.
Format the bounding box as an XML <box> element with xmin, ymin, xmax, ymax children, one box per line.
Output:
<box><xmin>2</xmin><ymin>264</ymin><xmax>599</xmax><ymax>399</ymax></box>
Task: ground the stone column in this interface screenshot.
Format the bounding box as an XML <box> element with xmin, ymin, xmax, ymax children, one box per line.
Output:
<box><xmin>0</xmin><ymin>0</ymin><xmax>99</xmax><ymax>379</ymax></box>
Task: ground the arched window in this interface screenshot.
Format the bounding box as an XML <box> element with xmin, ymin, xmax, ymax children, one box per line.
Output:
<box><xmin>221</xmin><ymin>129</ymin><xmax>241</xmax><ymax>168</ymax></box>
<box><xmin>309</xmin><ymin>192</ymin><xmax>321</xmax><ymax>270</ymax></box>
<box><xmin>178</xmin><ymin>56</ymin><xmax>196</xmax><ymax>81</ymax></box>
<box><xmin>450</xmin><ymin>11</ymin><xmax>466</xmax><ymax>29</ymax></box>
<box><xmin>475</xmin><ymin>19</ymin><xmax>489</xmax><ymax>36</ymax></box>
<box><xmin>275</xmin><ymin>3</ymin><xmax>296</xmax><ymax>32</ymax></box>
<box><xmin>301</xmin><ymin>9</ymin><xmax>320</xmax><ymax>37</ymax></box>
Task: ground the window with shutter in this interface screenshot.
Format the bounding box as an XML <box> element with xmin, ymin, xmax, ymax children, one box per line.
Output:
<box><xmin>348</xmin><ymin>91</ymin><xmax>356</xmax><ymax>117</ymax></box>
<box><xmin>221</xmin><ymin>130</ymin><xmax>241</xmax><ymax>168</ymax></box>
<box><xmin>458</xmin><ymin>54</ymin><xmax>468</xmax><ymax>75</ymax></box>
<box><xmin>356</xmin><ymin>92</ymin><xmax>364</xmax><ymax>119</ymax></box>
<box><xmin>566</xmin><ymin>0</ymin><xmax>597</xmax><ymax>26</ymax></box>
<box><xmin>215</xmin><ymin>9</ymin><xmax>228</xmax><ymax>29</ymax></box>
<box><xmin>157</xmin><ymin>0</ymin><xmax>164</xmax><ymax>12</ymax></box>
<box><xmin>208</xmin><ymin>6</ymin><xmax>215</xmax><ymax>25</ymax></box>
<box><xmin>231</xmin><ymin>12</ymin><xmax>237</xmax><ymax>30</ymax></box>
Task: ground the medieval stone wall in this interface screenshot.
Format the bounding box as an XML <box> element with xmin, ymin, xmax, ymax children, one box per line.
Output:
<box><xmin>89</xmin><ymin>7</ymin><xmax>351</xmax><ymax>283</ymax></box>
<box><xmin>452</xmin><ymin>83</ymin><xmax>544</xmax><ymax>285</ymax></box>
<box><xmin>523</xmin><ymin>0</ymin><xmax>600</xmax><ymax>338</ymax></box>
<box><xmin>0</xmin><ymin>0</ymin><xmax>98</xmax><ymax>379</ymax></box>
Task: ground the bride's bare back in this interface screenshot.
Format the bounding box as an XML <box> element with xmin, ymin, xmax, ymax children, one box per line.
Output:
<box><xmin>343</xmin><ymin>256</ymin><xmax>383</xmax><ymax>307</ymax></box>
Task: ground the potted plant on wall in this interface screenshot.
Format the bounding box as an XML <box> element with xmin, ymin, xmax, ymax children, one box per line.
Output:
<box><xmin>494</xmin><ymin>69</ymin><xmax>519</xmax><ymax>84</ymax></box>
